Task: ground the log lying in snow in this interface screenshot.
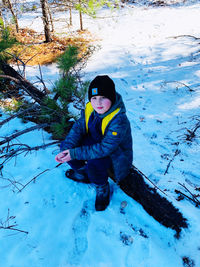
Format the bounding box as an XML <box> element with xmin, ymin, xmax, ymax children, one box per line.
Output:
<box><xmin>0</xmin><ymin>60</ymin><xmax>46</xmax><ymax>103</ymax></box>
<box><xmin>115</xmin><ymin>166</ymin><xmax>188</xmax><ymax>238</ymax></box>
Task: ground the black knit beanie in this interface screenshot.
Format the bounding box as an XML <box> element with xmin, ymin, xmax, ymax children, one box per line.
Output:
<box><xmin>88</xmin><ymin>75</ymin><xmax>116</xmax><ymax>104</ymax></box>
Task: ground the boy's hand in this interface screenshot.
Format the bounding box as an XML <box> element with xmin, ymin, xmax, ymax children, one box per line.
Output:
<box><xmin>55</xmin><ymin>150</ymin><xmax>71</xmax><ymax>163</ymax></box>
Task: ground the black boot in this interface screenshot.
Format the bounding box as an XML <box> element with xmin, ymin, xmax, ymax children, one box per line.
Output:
<box><xmin>65</xmin><ymin>168</ymin><xmax>90</xmax><ymax>184</ymax></box>
<box><xmin>95</xmin><ymin>182</ymin><xmax>110</xmax><ymax>211</ymax></box>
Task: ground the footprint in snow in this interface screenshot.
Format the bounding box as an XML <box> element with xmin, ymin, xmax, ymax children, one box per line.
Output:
<box><xmin>125</xmin><ymin>239</ymin><xmax>150</xmax><ymax>267</ymax></box>
<box><xmin>67</xmin><ymin>200</ymin><xmax>93</xmax><ymax>265</ymax></box>
<box><xmin>144</xmin><ymin>98</ymin><xmax>152</xmax><ymax>108</ymax></box>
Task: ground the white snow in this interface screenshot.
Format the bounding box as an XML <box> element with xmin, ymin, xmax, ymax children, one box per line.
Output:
<box><xmin>1</xmin><ymin>1</ymin><xmax>200</xmax><ymax>267</ymax></box>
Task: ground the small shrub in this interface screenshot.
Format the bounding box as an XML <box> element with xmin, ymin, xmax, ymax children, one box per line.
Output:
<box><xmin>0</xmin><ymin>19</ymin><xmax>18</xmax><ymax>61</ymax></box>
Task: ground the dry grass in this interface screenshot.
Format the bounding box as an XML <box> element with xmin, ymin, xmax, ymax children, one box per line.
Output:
<box><xmin>7</xmin><ymin>27</ymin><xmax>95</xmax><ymax>65</ymax></box>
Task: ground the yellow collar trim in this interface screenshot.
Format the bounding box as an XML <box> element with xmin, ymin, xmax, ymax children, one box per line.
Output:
<box><xmin>85</xmin><ymin>102</ymin><xmax>120</xmax><ymax>135</ymax></box>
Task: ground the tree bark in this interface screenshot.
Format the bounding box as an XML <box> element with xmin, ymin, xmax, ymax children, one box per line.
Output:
<box><xmin>40</xmin><ymin>0</ymin><xmax>52</xmax><ymax>42</ymax></box>
<box><xmin>7</xmin><ymin>0</ymin><xmax>19</xmax><ymax>32</ymax></box>
<box><xmin>0</xmin><ymin>60</ymin><xmax>46</xmax><ymax>102</ymax></box>
<box><xmin>79</xmin><ymin>0</ymin><xmax>83</xmax><ymax>31</ymax></box>
<box><xmin>47</xmin><ymin>3</ymin><xmax>54</xmax><ymax>32</ymax></box>
<box><xmin>69</xmin><ymin>5</ymin><xmax>72</xmax><ymax>26</ymax></box>
<box><xmin>2</xmin><ymin>0</ymin><xmax>7</xmax><ymax>5</ymax></box>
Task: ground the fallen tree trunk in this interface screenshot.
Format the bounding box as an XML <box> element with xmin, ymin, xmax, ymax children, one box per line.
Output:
<box><xmin>0</xmin><ymin>60</ymin><xmax>46</xmax><ymax>103</ymax></box>
<box><xmin>116</xmin><ymin>166</ymin><xmax>188</xmax><ymax>238</ymax></box>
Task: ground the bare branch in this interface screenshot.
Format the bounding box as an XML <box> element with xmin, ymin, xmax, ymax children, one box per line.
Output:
<box><xmin>18</xmin><ymin>168</ymin><xmax>50</xmax><ymax>192</ymax></box>
<box><xmin>36</xmin><ymin>64</ymin><xmax>50</xmax><ymax>94</ymax></box>
<box><xmin>24</xmin><ymin>53</ymin><xmax>39</xmax><ymax>66</ymax></box>
<box><xmin>0</xmin><ymin>60</ymin><xmax>46</xmax><ymax>103</ymax></box>
<box><xmin>164</xmin><ymin>149</ymin><xmax>181</xmax><ymax>175</ymax></box>
<box><xmin>0</xmin><ymin>225</ymin><xmax>29</xmax><ymax>234</ymax></box>
<box><xmin>5</xmin><ymin>51</ymin><xmax>26</xmax><ymax>74</ymax></box>
<box><xmin>0</xmin><ymin>106</ymin><xmax>37</xmax><ymax>127</ymax></box>
<box><xmin>0</xmin><ymin>176</ymin><xmax>23</xmax><ymax>191</ymax></box>
<box><xmin>175</xmin><ymin>189</ymin><xmax>200</xmax><ymax>208</ymax></box>
<box><xmin>162</xmin><ymin>81</ymin><xmax>195</xmax><ymax>92</ymax></box>
<box><xmin>0</xmin><ymin>74</ymin><xmax>20</xmax><ymax>83</ymax></box>
<box><xmin>0</xmin><ymin>141</ymin><xmax>60</xmax><ymax>159</ymax></box>
<box><xmin>132</xmin><ymin>165</ymin><xmax>168</xmax><ymax>196</ymax></box>
<box><xmin>179</xmin><ymin>120</ymin><xmax>200</xmax><ymax>142</ymax></box>
<box><xmin>169</xmin><ymin>35</ymin><xmax>200</xmax><ymax>41</ymax></box>
<box><xmin>18</xmin><ymin>163</ymin><xmax>61</xmax><ymax>192</ymax></box>
<box><xmin>0</xmin><ymin>209</ymin><xmax>28</xmax><ymax>234</ymax></box>
<box><xmin>178</xmin><ymin>182</ymin><xmax>200</xmax><ymax>206</ymax></box>
<box><xmin>0</xmin><ymin>123</ymin><xmax>50</xmax><ymax>146</ymax></box>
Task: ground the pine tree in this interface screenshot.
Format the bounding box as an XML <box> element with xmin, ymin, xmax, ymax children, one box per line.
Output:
<box><xmin>0</xmin><ymin>18</ymin><xmax>17</xmax><ymax>61</ymax></box>
<box><xmin>39</xmin><ymin>45</ymin><xmax>88</xmax><ymax>139</ymax></box>
<box><xmin>0</xmin><ymin>43</ymin><xmax>89</xmax><ymax>140</ymax></box>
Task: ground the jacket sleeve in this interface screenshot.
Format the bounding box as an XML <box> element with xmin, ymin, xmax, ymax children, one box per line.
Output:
<box><xmin>60</xmin><ymin>110</ymin><xmax>86</xmax><ymax>151</ymax></box>
<box><xmin>70</xmin><ymin>113</ymin><xmax>129</xmax><ymax>160</ymax></box>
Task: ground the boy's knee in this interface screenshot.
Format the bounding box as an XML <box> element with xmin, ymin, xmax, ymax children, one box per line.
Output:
<box><xmin>87</xmin><ymin>157</ymin><xmax>111</xmax><ymax>171</ymax></box>
<box><xmin>87</xmin><ymin>159</ymin><xmax>101</xmax><ymax>170</ymax></box>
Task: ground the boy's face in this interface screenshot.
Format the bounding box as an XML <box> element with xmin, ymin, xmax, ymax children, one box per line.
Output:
<box><xmin>91</xmin><ymin>95</ymin><xmax>112</xmax><ymax>114</ymax></box>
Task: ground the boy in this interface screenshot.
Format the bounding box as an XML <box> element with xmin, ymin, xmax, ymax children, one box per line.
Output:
<box><xmin>55</xmin><ymin>75</ymin><xmax>133</xmax><ymax>211</ymax></box>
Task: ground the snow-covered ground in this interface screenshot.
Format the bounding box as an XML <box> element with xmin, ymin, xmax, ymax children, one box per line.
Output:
<box><xmin>1</xmin><ymin>2</ymin><xmax>200</xmax><ymax>267</ymax></box>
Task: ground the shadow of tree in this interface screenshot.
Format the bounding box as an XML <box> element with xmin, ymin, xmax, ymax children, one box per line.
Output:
<box><xmin>86</xmin><ymin>35</ymin><xmax>200</xmax><ymax>96</ymax></box>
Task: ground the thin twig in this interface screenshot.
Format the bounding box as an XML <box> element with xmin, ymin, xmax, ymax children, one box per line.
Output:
<box><xmin>18</xmin><ymin>163</ymin><xmax>62</xmax><ymax>192</ymax></box>
<box><xmin>0</xmin><ymin>105</ymin><xmax>36</xmax><ymax>127</ymax></box>
<box><xmin>5</xmin><ymin>51</ymin><xmax>26</xmax><ymax>75</ymax></box>
<box><xmin>169</xmin><ymin>34</ymin><xmax>200</xmax><ymax>41</ymax></box>
<box><xmin>162</xmin><ymin>81</ymin><xmax>194</xmax><ymax>92</ymax></box>
<box><xmin>0</xmin><ymin>209</ymin><xmax>28</xmax><ymax>234</ymax></box>
<box><xmin>0</xmin><ymin>141</ymin><xmax>60</xmax><ymax>159</ymax></box>
<box><xmin>133</xmin><ymin>165</ymin><xmax>168</xmax><ymax>196</ymax></box>
<box><xmin>0</xmin><ymin>225</ymin><xmax>28</xmax><ymax>234</ymax></box>
<box><xmin>175</xmin><ymin>189</ymin><xmax>200</xmax><ymax>207</ymax></box>
<box><xmin>178</xmin><ymin>182</ymin><xmax>200</xmax><ymax>206</ymax></box>
<box><xmin>0</xmin><ymin>176</ymin><xmax>23</xmax><ymax>191</ymax></box>
<box><xmin>0</xmin><ymin>123</ymin><xmax>50</xmax><ymax>146</ymax></box>
<box><xmin>37</xmin><ymin>64</ymin><xmax>50</xmax><ymax>94</ymax></box>
<box><xmin>0</xmin><ymin>74</ymin><xmax>20</xmax><ymax>83</ymax></box>
<box><xmin>18</xmin><ymin>168</ymin><xmax>50</xmax><ymax>192</ymax></box>
<box><xmin>0</xmin><ymin>141</ymin><xmax>60</xmax><ymax>172</ymax></box>
<box><xmin>164</xmin><ymin>149</ymin><xmax>180</xmax><ymax>175</ymax></box>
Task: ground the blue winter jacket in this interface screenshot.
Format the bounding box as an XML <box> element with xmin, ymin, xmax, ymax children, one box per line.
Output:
<box><xmin>60</xmin><ymin>93</ymin><xmax>133</xmax><ymax>182</ymax></box>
